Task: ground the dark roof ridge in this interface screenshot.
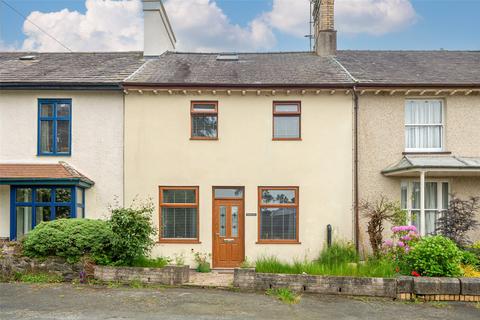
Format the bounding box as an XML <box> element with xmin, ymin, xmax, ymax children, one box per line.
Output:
<box><xmin>338</xmin><ymin>49</ymin><xmax>480</xmax><ymax>53</ymax></box>
<box><xmin>168</xmin><ymin>50</ymin><xmax>314</xmax><ymax>55</ymax></box>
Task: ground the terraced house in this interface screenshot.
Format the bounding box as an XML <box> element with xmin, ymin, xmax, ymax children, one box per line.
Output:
<box><xmin>1</xmin><ymin>0</ymin><xmax>479</xmax><ymax>267</ymax></box>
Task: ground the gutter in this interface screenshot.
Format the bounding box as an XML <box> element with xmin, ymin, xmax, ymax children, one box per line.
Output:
<box><xmin>122</xmin><ymin>82</ymin><xmax>353</xmax><ymax>89</ymax></box>
<box><xmin>0</xmin><ymin>82</ymin><xmax>122</xmax><ymax>91</ymax></box>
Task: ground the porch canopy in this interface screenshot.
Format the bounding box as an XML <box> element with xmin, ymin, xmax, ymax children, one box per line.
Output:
<box><xmin>0</xmin><ymin>162</ymin><xmax>94</xmax><ymax>188</ymax></box>
<box><xmin>382</xmin><ymin>155</ymin><xmax>480</xmax><ymax>234</ymax></box>
<box><xmin>382</xmin><ymin>155</ymin><xmax>480</xmax><ymax>178</ymax></box>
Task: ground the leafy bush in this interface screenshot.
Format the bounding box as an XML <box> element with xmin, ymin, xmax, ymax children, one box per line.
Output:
<box><xmin>194</xmin><ymin>252</ymin><xmax>211</xmax><ymax>273</ymax></box>
<box><xmin>405</xmin><ymin>236</ymin><xmax>463</xmax><ymax>277</ymax></box>
<box><xmin>317</xmin><ymin>242</ymin><xmax>358</xmax><ymax>265</ymax></box>
<box><xmin>461</xmin><ymin>250</ymin><xmax>479</xmax><ymax>268</ymax></box>
<box><xmin>22</xmin><ymin>219</ymin><xmax>113</xmax><ymax>263</ymax></box>
<box><xmin>436</xmin><ymin>196</ymin><xmax>479</xmax><ymax>248</ymax></box>
<box><xmin>108</xmin><ymin>202</ymin><xmax>157</xmax><ymax>266</ymax></box>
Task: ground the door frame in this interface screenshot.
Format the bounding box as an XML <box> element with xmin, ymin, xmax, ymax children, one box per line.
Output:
<box><xmin>211</xmin><ymin>186</ymin><xmax>245</xmax><ymax>269</ymax></box>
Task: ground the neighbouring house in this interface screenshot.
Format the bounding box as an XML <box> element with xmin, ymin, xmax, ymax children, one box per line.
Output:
<box><xmin>1</xmin><ymin>0</ymin><xmax>479</xmax><ymax>267</ymax></box>
<box><xmin>335</xmin><ymin>51</ymin><xmax>480</xmax><ymax>242</ymax></box>
<box><xmin>0</xmin><ymin>52</ymin><xmax>146</xmax><ymax>240</ymax></box>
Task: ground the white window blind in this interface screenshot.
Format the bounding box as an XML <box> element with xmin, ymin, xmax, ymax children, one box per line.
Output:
<box><xmin>405</xmin><ymin>100</ymin><xmax>443</xmax><ymax>151</ymax></box>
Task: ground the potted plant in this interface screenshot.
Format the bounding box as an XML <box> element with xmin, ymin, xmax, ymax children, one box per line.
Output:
<box><xmin>194</xmin><ymin>252</ymin><xmax>211</xmax><ymax>273</ymax></box>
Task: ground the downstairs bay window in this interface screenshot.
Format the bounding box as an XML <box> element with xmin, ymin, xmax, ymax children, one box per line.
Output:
<box><xmin>401</xmin><ymin>180</ymin><xmax>449</xmax><ymax>236</ymax></box>
<box><xmin>11</xmin><ymin>186</ymin><xmax>85</xmax><ymax>240</ymax></box>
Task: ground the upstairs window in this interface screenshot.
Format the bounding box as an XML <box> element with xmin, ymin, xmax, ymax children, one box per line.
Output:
<box><xmin>405</xmin><ymin>100</ymin><xmax>443</xmax><ymax>152</ymax></box>
<box><xmin>38</xmin><ymin>99</ymin><xmax>72</xmax><ymax>155</ymax></box>
<box><xmin>191</xmin><ymin>101</ymin><xmax>218</xmax><ymax>140</ymax></box>
<box><xmin>273</xmin><ymin>102</ymin><xmax>301</xmax><ymax>140</ymax></box>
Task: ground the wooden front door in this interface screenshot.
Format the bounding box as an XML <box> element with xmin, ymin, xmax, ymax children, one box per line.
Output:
<box><xmin>212</xmin><ymin>199</ymin><xmax>244</xmax><ymax>268</ymax></box>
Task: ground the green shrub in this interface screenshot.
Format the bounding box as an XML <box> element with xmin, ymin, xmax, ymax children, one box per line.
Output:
<box><xmin>18</xmin><ymin>272</ymin><xmax>63</xmax><ymax>283</ymax></box>
<box><xmin>107</xmin><ymin>202</ymin><xmax>157</xmax><ymax>266</ymax></box>
<box><xmin>461</xmin><ymin>250</ymin><xmax>479</xmax><ymax>268</ymax></box>
<box><xmin>22</xmin><ymin>219</ymin><xmax>113</xmax><ymax>263</ymax></box>
<box><xmin>317</xmin><ymin>242</ymin><xmax>358</xmax><ymax>265</ymax></box>
<box><xmin>405</xmin><ymin>236</ymin><xmax>463</xmax><ymax>277</ymax></box>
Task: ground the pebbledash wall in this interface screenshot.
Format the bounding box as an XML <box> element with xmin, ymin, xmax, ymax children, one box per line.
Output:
<box><xmin>0</xmin><ymin>90</ymin><xmax>125</xmax><ymax>238</ymax></box>
<box><xmin>357</xmin><ymin>94</ymin><xmax>480</xmax><ymax>247</ymax></box>
<box><xmin>124</xmin><ymin>92</ymin><xmax>354</xmax><ymax>266</ymax></box>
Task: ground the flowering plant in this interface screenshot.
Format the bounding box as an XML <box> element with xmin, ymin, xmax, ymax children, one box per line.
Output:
<box><xmin>383</xmin><ymin>225</ymin><xmax>419</xmax><ymax>274</ymax></box>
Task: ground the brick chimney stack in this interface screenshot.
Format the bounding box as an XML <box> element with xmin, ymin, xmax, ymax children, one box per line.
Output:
<box><xmin>314</xmin><ymin>0</ymin><xmax>337</xmax><ymax>56</ymax></box>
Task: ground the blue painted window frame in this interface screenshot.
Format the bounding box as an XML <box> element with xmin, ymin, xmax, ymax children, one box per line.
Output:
<box><xmin>37</xmin><ymin>99</ymin><xmax>72</xmax><ymax>156</ymax></box>
<box><xmin>9</xmin><ymin>186</ymin><xmax>85</xmax><ymax>240</ymax></box>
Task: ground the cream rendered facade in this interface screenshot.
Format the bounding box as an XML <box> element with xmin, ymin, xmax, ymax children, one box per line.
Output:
<box><xmin>125</xmin><ymin>92</ymin><xmax>354</xmax><ymax>266</ymax></box>
<box><xmin>0</xmin><ymin>90</ymin><xmax>125</xmax><ymax>238</ymax></box>
<box><xmin>357</xmin><ymin>93</ymin><xmax>480</xmax><ymax>247</ymax></box>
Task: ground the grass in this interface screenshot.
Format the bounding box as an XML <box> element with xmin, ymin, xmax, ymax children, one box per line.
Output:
<box><xmin>16</xmin><ymin>272</ymin><xmax>63</xmax><ymax>283</ymax></box>
<box><xmin>255</xmin><ymin>242</ymin><xmax>396</xmax><ymax>278</ymax></box>
<box><xmin>266</xmin><ymin>288</ymin><xmax>300</xmax><ymax>304</ymax></box>
<box><xmin>128</xmin><ymin>256</ymin><xmax>170</xmax><ymax>268</ymax></box>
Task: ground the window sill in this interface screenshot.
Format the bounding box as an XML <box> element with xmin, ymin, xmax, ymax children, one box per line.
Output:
<box><xmin>37</xmin><ymin>153</ymin><xmax>71</xmax><ymax>157</ymax></box>
<box><xmin>190</xmin><ymin>137</ymin><xmax>218</xmax><ymax>141</ymax></box>
<box><xmin>272</xmin><ymin>138</ymin><xmax>302</xmax><ymax>141</ymax></box>
<box><xmin>256</xmin><ymin>241</ymin><xmax>301</xmax><ymax>245</ymax></box>
<box><xmin>402</xmin><ymin>151</ymin><xmax>451</xmax><ymax>155</ymax></box>
<box><xmin>157</xmin><ymin>239</ymin><xmax>201</xmax><ymax>244</ymax></box>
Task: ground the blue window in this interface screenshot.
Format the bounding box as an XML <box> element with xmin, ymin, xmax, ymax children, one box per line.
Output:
<box><xmin>38</xmin><ymin>99</ymin><xmax>72</xmax><ymax>156</ymax></box>
<box><xmin>10</xmin><ymin>186</ymin><xmax>85</xmax><ymax>240</ymax></box>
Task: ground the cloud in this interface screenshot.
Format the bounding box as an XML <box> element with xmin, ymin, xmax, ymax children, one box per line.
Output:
<box><xmin>163</xmin><ymin>0</ymin><xmax>275</xmax><ymax>51</ymax></box>
<box><xmin>17</xmin><ymin>0</ymin><xmax>416</xmax><ymax>52</ymax></box>
<box><xmin>264</xmin><ymin>0</ymin><xmax>417</xmax><ymax>37</ymax></box>
<box><xmin>336</xmin><ymin>0</ymin><xmax>417</xmax><ymax>35</ymax></box>
<box><xmin>22</xmin><ymin>0</ymin><xmax>143</xmax><ymax>51</ymax></box>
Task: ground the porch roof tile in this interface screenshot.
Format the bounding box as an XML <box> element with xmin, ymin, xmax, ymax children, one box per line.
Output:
<box><xmin>0</xmin><ymin>162</ymin><xmax>94</xmax><ymax>187</ymax></box>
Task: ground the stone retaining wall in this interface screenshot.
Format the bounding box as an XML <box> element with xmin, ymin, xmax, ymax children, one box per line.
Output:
<box><xmin>0</xmin><ymin>242</ymin><xmax>85</xmax><ymax>282</ymax></box>
<box><xmin>234</xmin><ymin>268</ymin><xmax>480</xmax><ymax>301</ymax></box>
<box><xmin>94</xmin><ymin>265</ymin><xmax>190</xmax><ymax>285</ymax></box>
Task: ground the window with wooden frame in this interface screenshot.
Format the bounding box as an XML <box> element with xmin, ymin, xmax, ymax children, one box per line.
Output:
<box><xmin>191</xmin><ymin>101</ymin><xmax>218</xmax><ymax>140</ymax></box>
<box><xmin>273</xmin><ymin>102</ymin><xmax>301</xmax><ymax>140</ymax></box>
<box><xmin>258</xmin><ymin>187</ymin><xmax>299</xmax><ymax>243</ymax></box>
<box><xmin>159</xmin><ymin>186</ymin><xmax>199</xmax><ymax>243</ymax></box>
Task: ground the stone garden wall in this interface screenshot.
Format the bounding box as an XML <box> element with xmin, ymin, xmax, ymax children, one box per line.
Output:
<box><xmin>94</xmin><ymin>265</ymin><xmax>190</xmax><ymax>285</ymax></box>
<box><xmin>0</xmin><ymin>242</ymin><xmax>86</xmax><ymax>282</ymax></box>
<box><xmin>234</xmin><ymin>268</ymin><xmax>480</xmax><ymax>301</ymax></box>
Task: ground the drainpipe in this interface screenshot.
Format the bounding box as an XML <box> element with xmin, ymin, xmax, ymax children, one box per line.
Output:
<box><xmin>353</xmin><ymin>86</ymin><xmax>360</xmax><ymax>253</ymax></box>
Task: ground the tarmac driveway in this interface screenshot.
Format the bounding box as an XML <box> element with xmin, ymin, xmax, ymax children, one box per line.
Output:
<box><xmin>0</xmin><ymin>283</ymin><xmax>479</xmax><ymax>320</ymax></box>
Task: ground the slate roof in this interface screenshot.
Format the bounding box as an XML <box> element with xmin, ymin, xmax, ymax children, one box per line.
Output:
<box><xmin>124</xmin><ymin>51</ymin><xmax>353</xmax><ymax>86</ymax></box>
<box><xmin>2</xmin><ymin>50</ymin><xmax>480</xmax><ymax>88</ymax></box>
<box><xmin>0</xmin><ymin>52</ymin><xmax>145</xmax><ymax>88</ymax></box>
<box><xmin>0</xmin><ymin>162</ymin><xmax>94</xmax><ymax>187</ymax></box>
<box><xmin>336</xmin><ymin>50</ymin><xmax>480</xmax><ymax>86</ymax></box>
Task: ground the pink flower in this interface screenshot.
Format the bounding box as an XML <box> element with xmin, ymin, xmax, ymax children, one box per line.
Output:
<box><xmin>401</xmin><ymin>236</ymin><xmax>411</xmax><ymax>242</ymax></box>
<box><xmin>405</xmin><ymin>246</ymin><xmax>410</xmax><ymax>253</ymax></box>
<box><xmin>397</xmin><ymin>241</ymin><xmax>405</xmax><ymax>247</ymax></box>
<box><xmin>383</xmin><ymin>239</ymin><xmax>393</xmax><ymax>247</ymax></box>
